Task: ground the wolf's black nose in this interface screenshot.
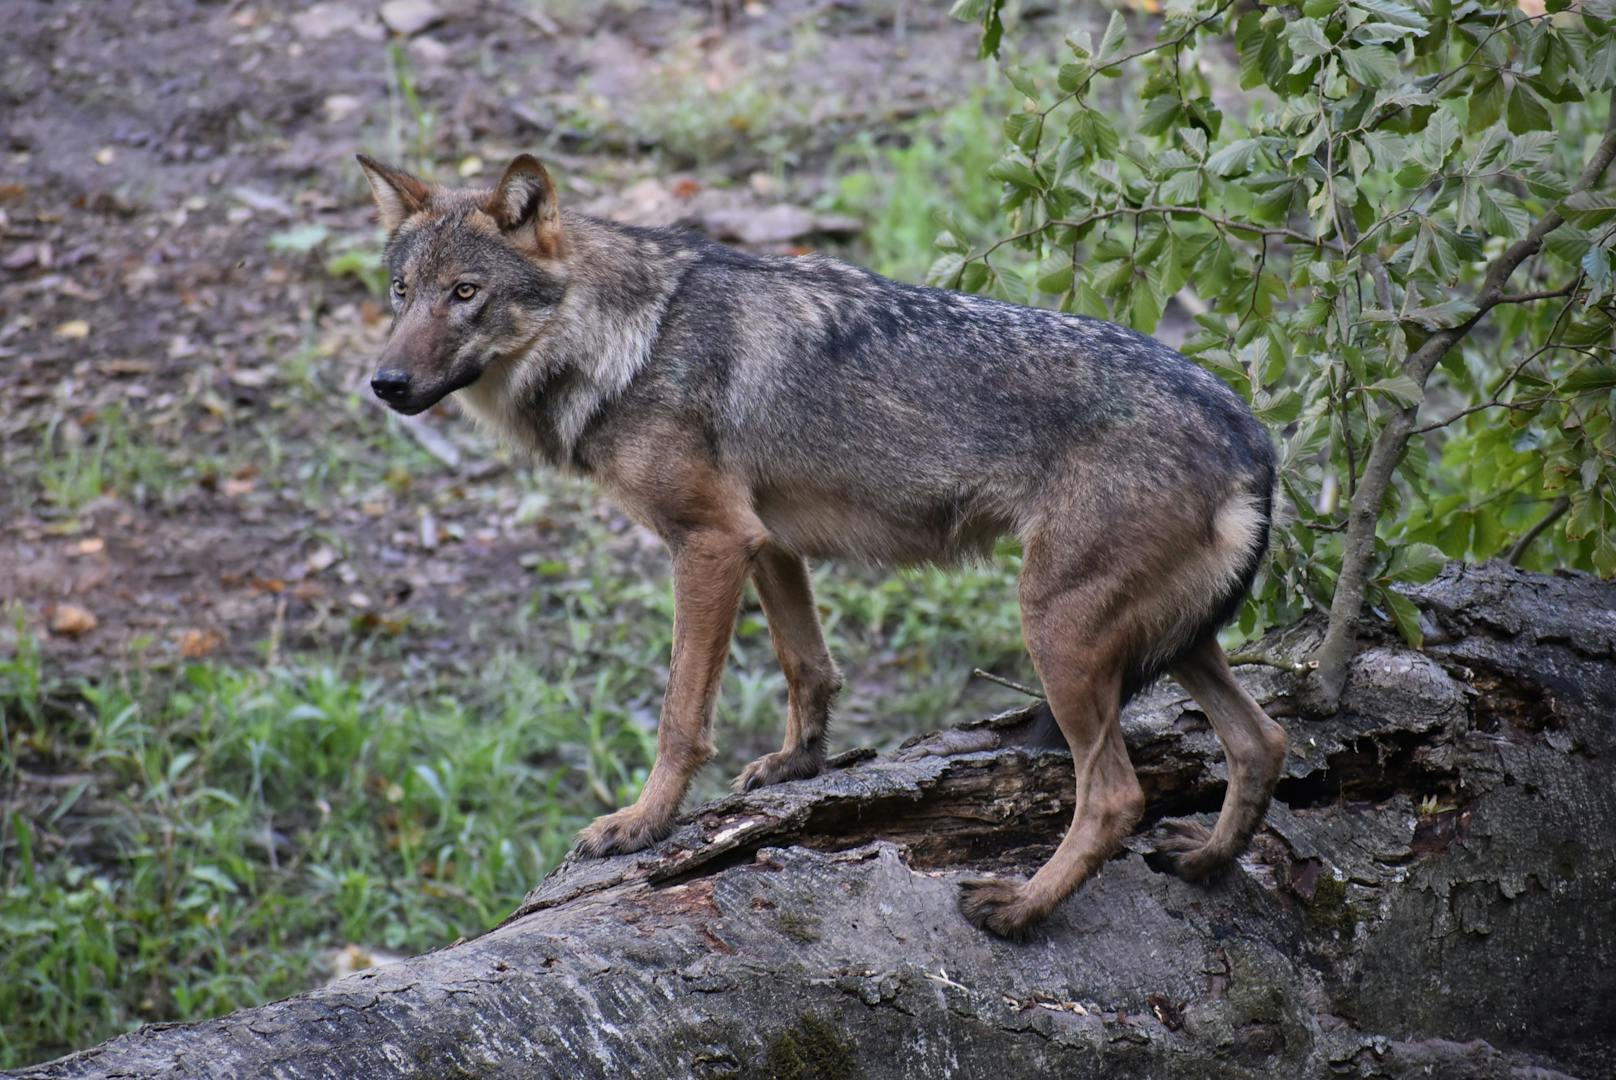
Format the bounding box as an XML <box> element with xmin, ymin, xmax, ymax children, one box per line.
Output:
<box><xmin>371</xmin><ymin>370</ymin><xmax>411</xmax><ymax>402</ymax></box>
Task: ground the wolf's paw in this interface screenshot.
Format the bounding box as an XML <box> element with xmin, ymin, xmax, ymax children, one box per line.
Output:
<box><xmin>1145</xmin><ymin>818</ymin><xmax>1231</xmax><ymax>883</ymax></box>
<box><xmin>958</xmin><ymin>877</ymin><xmax>1041</xmax><ymax>940</ymax></box>
<box><xmin>731</xmin><ymin>748</ymin><xmax>822</xmax><ymax>793</ymax></box>
<box><xmin>573</xmin><ymin>806</ymin><xmax>674</xmax><ymax>858</ymax></box>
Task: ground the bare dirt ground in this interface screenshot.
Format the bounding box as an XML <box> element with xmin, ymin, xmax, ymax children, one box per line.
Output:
<box><xmin>1</xmin><ymin>0</ymin><xmax>996</xmax><ymax>702</ymax></box>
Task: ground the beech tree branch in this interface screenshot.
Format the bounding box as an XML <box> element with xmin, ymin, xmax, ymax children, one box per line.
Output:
<box><xmin>1311</xmin><ymin>97</ymin><xmax>1616</xmax><ymax>710</ymax></box>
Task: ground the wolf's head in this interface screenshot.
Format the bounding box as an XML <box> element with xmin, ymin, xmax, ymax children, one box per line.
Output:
<box><xmin>356</xmin><ymin>153</ymin><xmax>568</xmax><ymax>415</ymax></box>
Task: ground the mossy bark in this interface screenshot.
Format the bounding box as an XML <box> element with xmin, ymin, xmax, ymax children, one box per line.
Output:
<box><xmin>17</xmin><ymin>564</ymin><xmax>1613</xmax><ymax>1080</ymax></box>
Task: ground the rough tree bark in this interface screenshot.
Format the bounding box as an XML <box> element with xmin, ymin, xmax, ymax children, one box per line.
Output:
<box><xmin>13</xmin><ymin>564</ymin><xmax>1614</xmax><ymax>1080</ymax></box>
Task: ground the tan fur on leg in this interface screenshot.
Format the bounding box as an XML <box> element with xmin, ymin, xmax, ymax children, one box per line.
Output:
<box><xmin>733</xmin><ymin>546</ymin><xmax>841</xmax><ymax>792</ymax></box>
<box><xmin>960</xmin><ymin>551</ymin><xmax>1146</xmax><ymax>939</ymax></box>
<box><xmin>1152</xmin><ymin>637</ymin><xmax>1287</xmax><ymax>880</ymax></box>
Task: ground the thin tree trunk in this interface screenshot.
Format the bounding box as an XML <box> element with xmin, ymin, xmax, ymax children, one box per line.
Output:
<box><xmin>1312</xmin><ymin>98</ymin><xmax>1616</xmax><ymax>709</ymax></box>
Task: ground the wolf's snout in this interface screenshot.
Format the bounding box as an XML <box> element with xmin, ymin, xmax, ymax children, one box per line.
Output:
<box><xmin>371</xmin><ymin>369</ymin><xmax>411</xmax><ymax>403</ymax></box>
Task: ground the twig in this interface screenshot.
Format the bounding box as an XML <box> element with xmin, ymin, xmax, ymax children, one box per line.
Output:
<box><xmin>1495</xmin><ymin>282</ymin><xmax>1579</xmax><ymax>305</ymax></box>
<box><xmin>971</xmin><ymin>668</ymin><xmax>1045</xmax><ymax>699</ymax></box>
<box><xmin>1506</xmin><ymin>496</ymin><xmax>1571</xmax><ymax>565</ymax></box>
<box><xmin>1228</xmin><ymin>652</ymin><xmax>1317</xmax><ymax>674</ymax></box>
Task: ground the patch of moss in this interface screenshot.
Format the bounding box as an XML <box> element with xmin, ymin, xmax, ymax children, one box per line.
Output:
<box><xmin>776</xmin><ymin>912</ymin><xmax>824</xmax><ymax>944</ymax></box>
<box><xmin>759</xmin><ymin>1014</ymin><xmax>864</xmax><ymax>1080</ymax></box>
<box><xmin>1307</xmin><ymin>873</ymin><xmax>1357</xmax><ymax>937</ymax></box>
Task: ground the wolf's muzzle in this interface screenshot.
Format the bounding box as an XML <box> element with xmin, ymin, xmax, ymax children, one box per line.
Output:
<box><xmin>371</xmin><ymin>369</ymin><xmax>412</xmax><ymax>405</ymax></box>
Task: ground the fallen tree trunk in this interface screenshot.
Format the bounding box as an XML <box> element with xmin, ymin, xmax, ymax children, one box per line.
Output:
<box><xmin>16</xmin><ymin>563</ymin><xmax>1615</xmax><ymax>1079</ymax></box>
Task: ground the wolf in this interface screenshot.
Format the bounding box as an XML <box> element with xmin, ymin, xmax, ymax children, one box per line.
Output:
<box><xmin>356</xmin><ymin>152</ymin><xmax>1287</xmax><ymax>938</ymax></box>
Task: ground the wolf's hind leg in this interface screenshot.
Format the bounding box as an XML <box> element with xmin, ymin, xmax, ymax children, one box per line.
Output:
<box><xmin>733</xmin><ymin>547</ymin><xmax>841</xmax><ymax>792</ymax></box>
<box><xmin>1151</xmin><ymin>636</ymin><xmax>1287</xmax><ymax>881</ymax></box>
<box><xmin>960</xmin><ymin>556</ymin><xmax>1145</xmax><ymax>939</ymax></box>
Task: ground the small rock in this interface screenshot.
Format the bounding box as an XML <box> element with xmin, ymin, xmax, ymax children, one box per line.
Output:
<box><xmin>2</xmin><ymin>243</ymin><xmax>38</xmax><ymax>271</ymax></box>
<box><xmin>50</xmin><ymin>603</ymin><xmax>98</xmax><ymax>637</ymax></box>
<box><xmin>323</xmin><ymin>94</ymin><xmax>363</xmax><ymax>124</ymax></box>
<box><xmin>292</xmin><ymin>2</ymin><xmax>361</xmax><ymax>40</ymax></box>
<box><xmin>379</xmin><ymin>0</ymin><xmax>443</xmax><ymax>36</ymax></box>
<box><xmin>409</xmin><ymin>35</ymin><xmax>450</xmax><ymax>65</ymax></box>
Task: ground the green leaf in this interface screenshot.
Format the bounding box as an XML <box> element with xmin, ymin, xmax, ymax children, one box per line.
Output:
<box><xmin>1476</xmin><ymin>188</ymin><xmax>1528</xmax><ymax>241</ymax></box>
<box><xmin>1367</xmin><ymin>373</ymin><xmax>1424</xmax><ymax>406</ymax></box>
<box><xmin>1158</xmin><ymin>168</ymin><xmax>1203</xmax><ymax>205</ymax></box>
<box><xmin>1341</xmin><ymin>45</ymin><xmax>1401</xmax><ymax>88</ymax></box>
<box><xmin>1037</xmin><ymin>258</ymin><xmax>1074</xmax><ymax>295</ymax></box>
<box><xmin>1004</xmin><ymin>65</ymin><xmax>1042</xmax><ymax>101</ymax></box>
<box><xmin>987</xmin><ymin>156</ymin><xmax>1042</xmax><ymax>192</ymax></box>
<box><xmin>949</xmin><ymin>0</ymin><xmax>1006</xmax><ymax>58</ymax></box>
<box><xmin>1404</xmin><ymin>298</ymin><xmax>1478</xmax><ymax>330</ymax></box>
<box><xmin>1285</xmin><ymin>19</ymin><xmax>1333</xmax><ymax>70</ymax></box>
<box><xmin>927</xmin><ymin>252</ymin><xmax>966</xmax><ymax>287</ymax></box>
<box><xmin>1350</xmin><ymin>20</ymin><xmax>1426</xmax><ymax>45</ymax></box>
<box><xmin>1388</xmin><ymin>542</ymin><xmax>1446</xmax><ymax>584</ymax></box>
<box><xmin>1467</xmin><ymin>74</ymin><xmax>1505</xmax><ymax>133</ymax></box>
<box><xmin>1544</xmin><ymin>226</ymin><xmax>1592</xmax><ymax>266</ymax></box>
<box><xmin>1070</xmin><ymin>280</ymin><xmax>1109</xmax><ymax>318</ymax></box>
<box><xmin>1582</xmin><ymin>245</ymin><xmax>1613</xmax><ymax>298</ymax></box>
<box><xmin>1058</xmin><ymin>61</ymin><xmax>1091</xmax><ymax>92</ymax></box>
<box><xmin>1206</xmin><ymin>137</ymin><xmax>1264</xmax><ymax>177</ymax></box>
<box><xmin>1139</xmin><ymin>96</ymin><xmax>1182</xmax><ymax>137</ymax></box>
<box><xmin>1350</xmin><ymin>0</ymin><xmax>1428</xmax><ymax>31</ymax></box>
<box><xmin>1127</xmin><ymin>279</ymin><xmax>1165</xmax><ymax>332</ymax></box>
<box><xmin>1004</xmin><ymin>112</ymin><xmax>1042</xmax><ymax>153</ymax></box>
<box><xmin>1506</xmin><ymin>85</ymin><xmax>1552</xmax><ymax>134</ymax></box>
<box><xmin>1379</xmin><ymin>587</ymin><xmax>1425</xmax><ymax>647</ymax></box>
<box><xmin>1560</xmin><ymin>190</ymin><xmax>1616</xmax><ymax>227</ymax></box>
<box><xmin>1098</xmin><ymin>11</ymin><xmax>1128</xmax><ymax>63</ymax></box>
<box><xmin>1560</xmin><ymin>364</ymin><xmax>1616</xmax><ymax>393</ymax></box>
<box><xmin>1067</xmin><ymin>107</ymin><xmax>1120</xmax><ymax>158</ymax></box>
<box><xmin>1420</xmin><ymin>106</ymin><xmax>1461</xmax><ymax>169</ymax></box>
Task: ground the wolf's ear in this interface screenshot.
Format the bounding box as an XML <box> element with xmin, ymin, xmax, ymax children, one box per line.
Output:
<box><xmin>486</xmin><ymin>154</ymin><xmax>563</xmax><ymax>258</ymax></box>
<box><xmin>356</xmin><ymin>154</ymin><xmax>430</xmax><ymax>233</ymax></box>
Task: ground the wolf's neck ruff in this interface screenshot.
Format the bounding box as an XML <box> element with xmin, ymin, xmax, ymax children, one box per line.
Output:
<box><xmin>458</xmin><ymin>215</ymin><xmax>696</xmax><ymax>469</ymax></box>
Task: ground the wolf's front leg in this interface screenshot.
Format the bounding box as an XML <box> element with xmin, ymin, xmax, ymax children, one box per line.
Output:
<box><xmin>574</xmin><ymin>526</ymin><xmax>758</xmax><ymax>857</ymax></box>
<box><xmin>733</xmin><ymin>547</ymin><xmax>842</xmax><ymax>792</ymax></box>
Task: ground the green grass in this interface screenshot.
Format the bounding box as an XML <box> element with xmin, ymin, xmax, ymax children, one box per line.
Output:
<box><xmin>0</xmin><ymin>510</ymin><xmax>1031</xmax><ymax>1069</ymax></box>
<box><xmin>36</xmin><ymin>405</ymin><xmax>187</xmax><ymax>514</ymax></box>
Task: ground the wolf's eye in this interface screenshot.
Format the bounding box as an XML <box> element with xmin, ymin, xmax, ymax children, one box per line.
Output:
<box><xmin>453</xmin><ymin>282</ymin><xmax>478</xmax><ymax>301</ymax></box>
<box><xmin>391</xmin><ymin>278</ymin><xmax>406</xmax><ymax>298</ymax></box>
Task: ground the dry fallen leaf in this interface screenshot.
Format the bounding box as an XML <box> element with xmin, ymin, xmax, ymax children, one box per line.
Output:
<box><xmin>178</xmin><ymin>628</ymin><xmax>224</xmax><ymax>659</ymax></box>
<box><xmin>76</xmin><ymin>537</ymin><xmax>105</xmax><ymax>555</ymax></box>
<box><xmin>223</xmin><ymin>477</ymin><xmax>256</xmax><ymax>497</ymax></box>
<box><xmin>49</xmin><ymin>603</ymin><xmax>98</xmax><ymax>636</ymax></box>
<box><xmin>54</xmin><ymin>319</ymin><xmax>91</xmax><ymax>339</ymax></box>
